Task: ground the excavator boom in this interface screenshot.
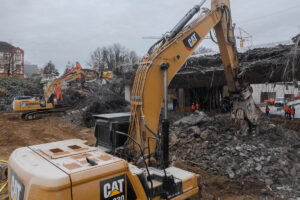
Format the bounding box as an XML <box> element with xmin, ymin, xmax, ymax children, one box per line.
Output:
<box><xmin>129</xmin><ymin>0</ymin><xmax>260</xmax><ymax>163</ymax></box>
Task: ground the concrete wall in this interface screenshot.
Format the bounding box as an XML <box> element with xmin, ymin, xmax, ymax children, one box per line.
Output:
<box><xmin>251</xmin><ymin>83</ymin><xmax>299</xmax><ymax>103</ymax></box>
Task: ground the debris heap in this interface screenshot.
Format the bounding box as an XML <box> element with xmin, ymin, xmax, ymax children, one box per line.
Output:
<box><xmin>169</xmin><ymin>111</ymin><xmax>300</xmax><ymax>199</ymax></box>
<box><xmin>63</xmin><ymin>81</ymin><xmax>129</xmax><ymax>127</ymax></box>
<box><xmin>170</xmin><ymin>37</ymin><xmax>300</xmax><ymax>88</ymax></box>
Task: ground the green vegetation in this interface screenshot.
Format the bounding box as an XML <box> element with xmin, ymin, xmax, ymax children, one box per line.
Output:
<box><xmin>0</xmin><ymin>77</ymin><xmax>43</xmax><ymax>112</ymax></box>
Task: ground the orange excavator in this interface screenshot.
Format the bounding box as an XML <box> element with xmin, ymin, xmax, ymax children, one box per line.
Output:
<box><xmin>8</xmin><ymin>0</ymin><xmax>260</xmax><ymax>199</ymax></box>
<box><xmin>12</xmin><ymin>62</ymin><xmax>99</xmax><ymax>120</ymax></box>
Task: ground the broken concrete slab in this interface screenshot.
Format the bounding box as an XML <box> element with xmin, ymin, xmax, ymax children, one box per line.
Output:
<box><xmin>169</xmin><ymin>112</ymin><xmax>300</xmax><ymax>199</ymax></box>
<box><xmin>173</xmin><ymin>111</ymin><xmax>212</xmax><ymax>126</ymax></box>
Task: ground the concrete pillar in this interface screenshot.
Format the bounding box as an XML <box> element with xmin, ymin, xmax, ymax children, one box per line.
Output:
<box><xmin>178</xmin><ymin>88</ymin><xmax>184</xmax><ymax>108</ymax></box>
<box><xmin>125</xmin><ymin>84</ymin><xmax>131</xmax><ymax>102</ymax></box>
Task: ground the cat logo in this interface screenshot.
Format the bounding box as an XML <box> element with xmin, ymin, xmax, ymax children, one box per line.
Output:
<box><xmin>10</xmin><ymin>170</ymin><xmax>25</xmax><ymax>200</ymax></box>
<box><xmin>100</xmin><ymin>175</ymin><xmax>125</xmax><ymax>200</ymax></box>
<box><xmin>183</xmin><ymin>31</ymin><xmax>201</xmax><ymax>51</ymax></box>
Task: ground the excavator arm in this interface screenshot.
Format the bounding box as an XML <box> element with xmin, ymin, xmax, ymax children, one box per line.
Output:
<box><xmin>129</xmin><ymin>0</ymin><xmax>260</xmax><ymax>164</ymax></box>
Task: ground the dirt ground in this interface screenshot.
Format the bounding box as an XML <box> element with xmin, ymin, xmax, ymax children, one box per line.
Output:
<box><xmin>0</xmin><ymin>113</ymin><xmax>95</xmax><ymax>200</ymax></box>
<box><xmin>0</xmin><ymin>112</ymin><xmax>288</xmax><ymax>200</ymax></box>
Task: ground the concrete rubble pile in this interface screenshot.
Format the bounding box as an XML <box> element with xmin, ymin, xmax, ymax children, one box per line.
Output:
<box><xmin>169</xmin><ymin>111</ymin><xmax>300</xmax><ymax>199</ymax></box>
<box><xmin>62</xmin><ymin>64</ymin><xmax>138</xmax><ymax>127</ymax></box>
<box><xmin>63</xmin><ymin>81</ymin><xmax>129</xmax><ymax>127</ymax></box>
<box><xmin>170</xmin><ymin>34</ymin><xmax>300</xmax><ymax>88</ymax></box>
<box><xmin>107</xmin><ymin>63</ymin><xmax>138</xmax><ymax>95</ymax></box>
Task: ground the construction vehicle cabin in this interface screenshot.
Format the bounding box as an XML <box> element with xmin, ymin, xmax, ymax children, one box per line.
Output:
<box><xmin>8</xmin><ymin>0</ymin><xmax>260</xmax><ymax>199</ymax></box>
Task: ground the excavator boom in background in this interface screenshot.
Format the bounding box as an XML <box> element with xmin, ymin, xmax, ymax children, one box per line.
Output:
<box><xmin>8</xmin><ymin>0</ymin><xmax>260</xmax><ymax>199</ymax></box>
<box><xmin>12</xmin><ymin>62</ymin><xmax>99</xmax><ymax>120</ymax></box>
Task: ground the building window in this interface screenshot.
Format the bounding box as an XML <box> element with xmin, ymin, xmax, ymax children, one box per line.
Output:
<box><xmin>15</xmin><ymin>54</ymin><xmax>22</xmax><ymax>61</ymax></box>
<box><xmin>16</xmin><ymin>65</ymin><xmax>22</xmax><ymax>73</ymax></box>
<box><xmin>0</xmin><ymin>52</ymin><xmax>3</xmax><ymax>60</ymax></box>
<box><xmin>4</xmin><ymin>54</ymin><xmax>11</xmax><ymax>61</ymax></box>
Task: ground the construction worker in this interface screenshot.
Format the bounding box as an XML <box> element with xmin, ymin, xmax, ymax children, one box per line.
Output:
<box><xmin>196</xmin><ymin>102</ymin><xmax>199</xmax><ymax>111</ymax></box>
<box><xmin>191</xmin><ymin>103</ymin><xmax>195</xmax><ymax>112</ymax></box>
<box><xmin>284</xmin><ymin>104</ymin><xmax>290</xmax><ymax>119</ymax></box>
<box><xmin>265</xmin><ymin>105</ymin><xmax>270</xmax><ymax>115</ymax></box>
<box><xmin>55</xmin><ymin>85</ymin><xmax>63</xmax><ymax>103</ymax></box>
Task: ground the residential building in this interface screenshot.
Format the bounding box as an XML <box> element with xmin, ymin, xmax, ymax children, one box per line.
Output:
<box><xmin>0</xmin><ymin>41</ymin><xmax>24</xmax><ymax>78</ymax></box>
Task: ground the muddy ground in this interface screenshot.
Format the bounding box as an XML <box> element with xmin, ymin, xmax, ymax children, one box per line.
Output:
<box><xmin>0</xmin><ymin>113</ymin><xmax>95</xmax><ymax>200</ymax></box>
<box><xmin>0</xmin><ymin>112</ymin><xmax>299</xmax><ymax>199</ymax></box>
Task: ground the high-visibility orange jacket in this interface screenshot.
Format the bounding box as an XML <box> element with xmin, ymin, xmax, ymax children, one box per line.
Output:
<box><xmin>191</xmin><ymin>104</ymin><xmax>195</xmax><ymax>111</ymax></box>
<box><xmin>284</xmin><ymin>105</ymin><xmax>289</xmax><ymax>113</ymax></box>
<box><xmin>56</xmin><ymin>86</ymin><xmax>63</xmax><ymax>102</ymax></box>
<box><xmin>290</xmin><ymin>108</ymin><xmax>295</xmax><ymax>115</ymax></box>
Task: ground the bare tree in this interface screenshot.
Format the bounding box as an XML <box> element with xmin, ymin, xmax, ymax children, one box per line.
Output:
<box><xmin>88</xmin><ymin>43</ymin><xmax>139</xmax><ymax>73</ymax></box>
<box><xmin>43</xmin><ymin>61</ymin><xmax>59</xmax><ymax>76</ymax></box>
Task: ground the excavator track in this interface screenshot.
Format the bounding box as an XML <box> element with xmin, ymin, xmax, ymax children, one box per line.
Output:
<box><xmin>21</xmin><ymin>105</ymin><xmax>71</xmax><ymax>120</ymax></box>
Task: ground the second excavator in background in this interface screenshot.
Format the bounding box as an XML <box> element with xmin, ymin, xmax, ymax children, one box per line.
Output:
<box><xmin>12</xmin><ymin>62</ymin><xmax>99</xmax><ymax>120</ymax></box>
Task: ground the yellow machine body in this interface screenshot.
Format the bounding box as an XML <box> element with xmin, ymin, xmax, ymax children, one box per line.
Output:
<box><xmin>102</xmin><ymin>71</ymin><xmax>113</xmax><ymax>81</ymax></box>
<box><xmin>12</xmin><ymin>97</ymin><xmax>54</xmax><ymax>112</ymax></box>
<box><xmin>8</xmin><ymin>139</ymin><xmax>198</xmax><ymax>200</ymax></box>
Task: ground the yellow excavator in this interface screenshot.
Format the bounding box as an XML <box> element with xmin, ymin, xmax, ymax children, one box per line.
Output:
<box><xmin>8</xmin><ymin>0</ymin><xmax>260</xmax><ymax>199</ymax></box>
<box><xmin>12</xmin><ymin>62</ymin><xmax>99</xmax><ymax>120</ymax></box>
<box><xmin>93</xmin><ymin>62</ymin><xmax>114</xmax><ymax>82</ymax></box>
<box><xmin>102</xmin><ymin>71</ymin><xmax>113</xmax><ymax>81</ymax></box>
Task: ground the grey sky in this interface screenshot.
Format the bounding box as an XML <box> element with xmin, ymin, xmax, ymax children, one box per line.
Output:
<box><xmin>0</xmin><ymin>0</ymin><xmax>299</xmax><ymax>73</ymax></box>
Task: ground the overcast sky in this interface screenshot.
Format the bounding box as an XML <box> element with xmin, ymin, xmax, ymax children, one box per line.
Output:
<box><xmin>0</xmin><ymin>0</ymin><xmax>299</xmax><ymax>73</ymax></box>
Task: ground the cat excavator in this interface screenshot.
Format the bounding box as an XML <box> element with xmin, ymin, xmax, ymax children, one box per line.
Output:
<box><xmin>12</xmin><ymin>62</ymin><xmax>99</xmax><ymax>120</ymax></box>
<box><xmin>8</xmin><ymin>0</ymin><xmax>260</xmax><ymax>199</ymax></box>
